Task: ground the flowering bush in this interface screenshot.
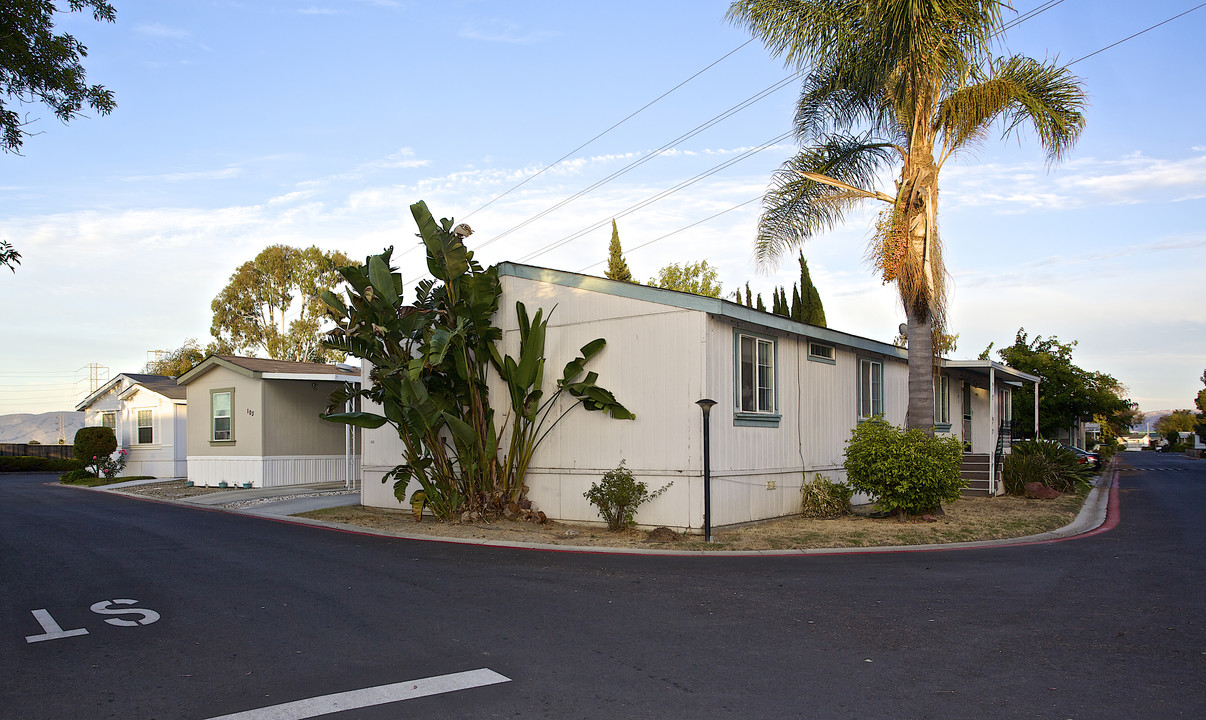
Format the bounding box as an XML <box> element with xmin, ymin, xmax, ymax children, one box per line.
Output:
<box><xmin>100</xmin><ymin>448</ymin><xmax>128</xmax><ymax>479</ymax></box>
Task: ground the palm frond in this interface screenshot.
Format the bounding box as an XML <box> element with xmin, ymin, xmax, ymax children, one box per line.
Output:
<box><xmin>936</xmin><ymin>55</ymin><xmax>1087</xmax><ymax>165</ymax></box>
<box><xmin>754</xmin><ymin>134</ymin><xmax>897</xmax><ymax>267</ymax></box>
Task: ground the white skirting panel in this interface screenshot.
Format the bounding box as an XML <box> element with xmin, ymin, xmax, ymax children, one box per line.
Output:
<box><xmin>187</xmin><ymin>455</ymin><xmax>360</xmax><ymax>488</ymax></box>
<box><xmin>124</xmin><ymin>458</ymin><xmax>188</xmax><ymax>479</ymax></box>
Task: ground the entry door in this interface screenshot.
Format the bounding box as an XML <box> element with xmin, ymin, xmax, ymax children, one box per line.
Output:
<box><xmin>962</xmin><ymin>382</ymin><xmax>973</xmax><ymax>451</ymax></box>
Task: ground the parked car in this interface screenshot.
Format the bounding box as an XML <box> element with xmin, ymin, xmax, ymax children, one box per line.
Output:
<box><xmin>1061</xmin><ymin>444</ymin><xmax>1100</xmax><ymax>470</ymax></box>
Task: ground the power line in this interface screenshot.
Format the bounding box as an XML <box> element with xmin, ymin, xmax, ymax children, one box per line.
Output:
<box><xmin>1069</xmin><ymin>3</ymin><xmax>1206</xmax><ymax>66</ymax></box>
<box><xmin>469</xmin><ymin>73</ymin><xmax>801</xmax><ymax>255</ymax></box>
<box><xmin>458</xmin><ymin>39</ymin><xmax>757</xmax><ymax>224</ymax></box>
<box><xmin>577</xmin><ymin>196</ymin><xmax>762</xmax><ymax>273</ymax></box>
<box><xmin>517</xmin><ymin>131</ymin><xmax>793</xmax><ymax>264</ymax></box>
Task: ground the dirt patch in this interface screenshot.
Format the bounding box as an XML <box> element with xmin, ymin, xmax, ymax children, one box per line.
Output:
<box><xmin>297</xmin><ymin>490</ymin><xmax>1088</xmax><ymax>552</ymax></box>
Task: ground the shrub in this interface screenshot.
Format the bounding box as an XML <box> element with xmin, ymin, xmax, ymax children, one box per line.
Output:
<box><xmin>0</xmin><ymin>456</ymin><xmax>85</xmax><ymax>472</ymax></box>
<box><xmin>842</xmin><ymin>417</ymin><xmax>965</xmax><ymax>516</ymax></box>
<box><xmin>583</xmin><ymin>460</ymin><xmax>672</xmax><ymax>531</ymax></box>
<box><xmin>59</xmin><ymin>468</ymin><xmax>97</xmax><ymax>483</ymax></box>
<box><xmin>800</xmin><ymin>473</ymin><xmax>852</xmax><ymax>518</ymax></box>
<box><xmin>74</xmin><ymin>426</ymin><xmax>117</xmax><ymax>477</ymax></box>
<box><xmin>1003</xmin><ymin>439</ymin><xmax>1092</xmax><ymax>494</ymax></box>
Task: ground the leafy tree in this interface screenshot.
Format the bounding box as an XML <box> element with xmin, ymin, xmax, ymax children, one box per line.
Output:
<box><xmin>1</xmin><ymin>239</ymin><xmax>19</xmax><ymax>273</ymax></box>
<box><xmin>648</xmin><ymin>260</ymin><xmax>723</xmax><ymax>297</ymax></box>
<box><xmin>321</xmin><ymin>201</ymin><xmax>633</xmax><ymax>520</ymax></box>
<box><xmin>1</xmin><ymin>1</ymin><xmax>116</xmax><ymax>154</ymax></box>
<box><xmin>1196</xmin><ymin>370</ymin><xmax>1206</xmax><ymax>444</ymax></box>
<box><xmin>727</xmin><ymin>0</ymin><xmax>1086</xmax><ymax>433</ymax></box>
<box><xmin>1155</xmin><ymin>410</ymin><xmax>1197</xmax><ymax>436</ymax></box>
<box><xmin>145</xmin><ymin>338</ymin><xmax>206</xmax><ymax>377</ymax></box>
<box><xmin>210</xmin><ymin>245</ymin><xmax>352</xmax><ymax>362</ymax></box>
<box><xmin>990</xmin><ymin>329</ymin><xmax>1136</xmax><ymax>439</ymax></box>
<box><xmin>604</xmin><ymin>219</ymin><xmax>634</xmax><ymax>282</ymax></box>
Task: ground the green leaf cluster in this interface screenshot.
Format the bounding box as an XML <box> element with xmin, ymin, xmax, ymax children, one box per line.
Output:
<box><xmin>989</xmin><ymin>328</ymin><xmax>1138</xmax><ymax>439</ymax></box>
<box><xmin>1</xmin><ymin>1</ymin><xmax>117</xmax><ymax>154</ymax></box>
<box><xmin>800</xmin><ymin>473</ymin><xmax>852</xmax><ymax>518</ymax></box>
<box><xmin>1003</xmin><ymin>439</ymin><xmax>1092</xmax><ymax>495</ymax></box>
<box><xmin>73</xmin><ymin>425</ymin><xmax>115</xmax><ymax>478</ymax></box>
<box><xmin>321</xmin><ymin>201</ymin><xmax>633</xmax><ymax>520</ymax></box>
<box><xmin>648</xmin><ymin>260</ymin><xmax>723</xmax><ymax>298</ymax></box>
<box><xmin>842</xmin><ymin>417</ymin><xmax>964</xmax><ymax>516</ymax></box>
<box><xmin>210</xmin><ymin>245</ymin><xmax>352</xmax><ymax>362</ymax></box>
<box><xmin>583</xmin><ymin>460</ymin><xmax>672</xmax><ymax>531</ymax></box>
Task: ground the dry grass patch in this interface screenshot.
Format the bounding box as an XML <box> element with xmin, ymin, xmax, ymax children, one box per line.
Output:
<box><xmin>298</xmin><ymin>487</ymin><xmax>1089</xmax><ymax>552</ymax></box>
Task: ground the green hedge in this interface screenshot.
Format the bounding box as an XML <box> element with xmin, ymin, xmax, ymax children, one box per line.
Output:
<box><xmin>0</xmin><ymin>456</ymin><xmax>86</xmax><ymax>473</ymax></box>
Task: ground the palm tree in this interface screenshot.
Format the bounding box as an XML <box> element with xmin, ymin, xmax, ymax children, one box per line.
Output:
<box><xmin>728</xmin><ymin>0</ymin><xmax>1086</xmax><ymax>432</ymax></box>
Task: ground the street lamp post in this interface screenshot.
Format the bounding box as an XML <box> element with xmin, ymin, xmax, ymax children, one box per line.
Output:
<box><xmin>696</xmin><ymin>398</ymin><xmax>717</xmax><ymax>543</ymax></box>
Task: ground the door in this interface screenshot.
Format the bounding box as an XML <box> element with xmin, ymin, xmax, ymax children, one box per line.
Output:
<box><xmin>962</xmin><ymin>382</ymin><xmax>973</xmax><ymax>451</ymax></box>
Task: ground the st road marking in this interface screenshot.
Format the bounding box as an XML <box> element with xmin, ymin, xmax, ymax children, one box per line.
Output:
<box><xmin>24</xmin><ymin>609</ymin><xmax>88</xmax><ymax>644</ymax></box>
<box><xmin>24</xmin><ymin>599</ymin><xmax>160</xmax><ymax>643</ymax></box>
<box><xmin>203</xmin><ymin>668</ymin><xmax>511</xmax><ymax>720</ymax></box>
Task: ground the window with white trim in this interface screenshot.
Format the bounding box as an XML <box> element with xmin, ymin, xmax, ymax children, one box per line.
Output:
<box><xmin>212</xmin><ymin>390</ymin><xmax>233</xmax><ymax>442</ymax></box>
<box><xmin>99</xmin><ymin>411</ymin><xmax>116</xmax><ymax>429</ymax></box>
<box><xmin>858</xmin><ymin>358</ymin><xmax>883</xmax><ymax>420</ymax></box>
<box><xmin>136</xmin><ymin>409</ymin><xmax>153</xmax><ymax>444</ymax></box>
<box><xmin>739</xmin><ymin>334</ymin><xmax>775</xmax><ymax>414</ymax></box>
<box><xmin>808</xmin><ymin>342</ymin><xmax>835</xmax><ymax>363</ymax></box>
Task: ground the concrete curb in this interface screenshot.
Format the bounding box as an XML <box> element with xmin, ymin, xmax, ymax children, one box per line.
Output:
<box><xmin>94</xmin><ymin>463</ymin><xmax>1120</xmax><ymax>556</ymax></box>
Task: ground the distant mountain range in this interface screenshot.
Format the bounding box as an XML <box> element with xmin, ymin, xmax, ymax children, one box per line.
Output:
<box><xmin>0</xmin><ymin>412</ymin><xmax>85</xmax><ymax>445</ymax></box>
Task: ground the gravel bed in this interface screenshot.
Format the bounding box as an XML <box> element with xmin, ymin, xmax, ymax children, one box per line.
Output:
<box><xmin>222</xmin><ymin>490</ymin><xmax>356</xmax><ymax>509</ymax></box>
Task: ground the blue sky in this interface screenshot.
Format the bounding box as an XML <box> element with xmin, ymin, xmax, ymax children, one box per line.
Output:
<box><xmin>1</xmin><ymin>0</ymin><xmax>1203</xmax><ymax>419</ymax></box>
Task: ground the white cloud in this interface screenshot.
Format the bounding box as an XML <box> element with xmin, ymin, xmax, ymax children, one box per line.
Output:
<box><xmin>135</xmin><ymin>23</ymin><xmax>190</xmax><ymax>39</ymax></box>
<box><xmin>458</xmin><ymin>20</ymin><xmax>556</xmax><ymax>44</ymax></box>
<box><xmin>121</xmin><ymin>167</ymin><xmax>243</xmax><ymax>183</ymax></box>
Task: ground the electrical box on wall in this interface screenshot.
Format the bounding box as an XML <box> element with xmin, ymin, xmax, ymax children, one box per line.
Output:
<box><xmin>766</xmin><ymin>480</ymin><xmax>777</xmax><ymax>490</ymax></box>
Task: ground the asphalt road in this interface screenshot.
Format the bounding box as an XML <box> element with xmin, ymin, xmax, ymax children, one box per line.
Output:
<box><xmin>3</xmin><ymin>452</ymin><xmax>1203</xmax><ymax>719</ymax></box>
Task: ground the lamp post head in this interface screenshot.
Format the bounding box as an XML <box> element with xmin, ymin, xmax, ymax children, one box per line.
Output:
<box><xmin>696</xmin><ymin>398</ymin><xmax>717</xmax><ymax>417</ymax></box>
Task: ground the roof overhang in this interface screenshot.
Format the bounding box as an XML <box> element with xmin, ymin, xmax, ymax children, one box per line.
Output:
<box><xmin>177</xmin><ymin>355</ymin><xmax>361</xmax><ymax>386</ymax></box>
<box><xmin>941</xmin><ymin>359</ymin><xmax>1041</xmax><ymax>386</ymax></box>
<box><xmin>497</xmin><ymin>262</ymin><xmax>908</xmax><ymax>360</ymax></box>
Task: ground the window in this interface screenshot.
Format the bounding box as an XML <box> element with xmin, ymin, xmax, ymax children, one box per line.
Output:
<box><xmin>808</xmin><ymin>342</ymin><xmax>835</xmax><ymax>364</ymax></box>
<box><xmin>136</xmin><ymin>410</ymin><xmax>153</xmax><ymax>444</ymax></box>
<box><xmin>739</xmin><ymin>334</ymin><xmax>775</xmax><ymax>414</ymax></box>
<box><xmin>858</xmin><ymin>358</ymin><xmax>883</xmax><ymax>420</ymax></box>
<box><xmin>212</xmin><ymin>390</ymin><xmax>233</xmax><ymax>442</ymax></box>
<box><xmin>938</xmin><ymin>375</ymin><xmax>951</xmax><ymax>425</ymax></box>
<box><xmin>99</xmin><ymin>411</ymin><xmax>116</xmax><ymax>429</ymax></box>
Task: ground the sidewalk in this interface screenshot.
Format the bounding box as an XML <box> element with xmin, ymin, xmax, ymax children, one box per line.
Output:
<box><xmin>97</xmin><ymin>463</ymin><xmax>1119</xmax><ymax>555</ymax></box>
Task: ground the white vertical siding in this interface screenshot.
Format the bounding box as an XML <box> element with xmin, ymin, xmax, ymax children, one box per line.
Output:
<box><xmin>356</xmin><ymin>273</ymin><xmax>913</xmax><ymax>531</ymax></box>
<box><xmin>187</xmin><ymin>455</ymin><xmax>358</xmax><ymax>487</ymax></box>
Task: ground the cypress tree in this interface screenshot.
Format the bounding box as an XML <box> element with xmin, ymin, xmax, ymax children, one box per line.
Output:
<box><xmin>797</xmin><ymin>253</ymin><xmax>826</xmax><ymax>327</ymax></box>
<box><xmin>744</xmin><ymin>282</ymin><xmax>753</xmax><ymax>308</ymax></box>
<box><xmin>755</xmin><ymin>293</ymin><xmax>766</xmax><ymax>312</ymax></box>
<box><xmin>604</xmin><ymin>220</ymin><xmax>633</xmax><ymax>282</ymax></box>
<box><xmin>791</xmin><ymin>285</ymin><xmax>802</xmax><ymax>322</ymax></box>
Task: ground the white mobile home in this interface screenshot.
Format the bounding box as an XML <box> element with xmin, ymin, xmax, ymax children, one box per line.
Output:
<box><xmin>360</xmin><ymin>264</ymin><xmax>1037</xmax><ymax>531</ymax></box>
<box><xmin>76</xmin><ymin>373</ymin><xmax>188</xmax><ymax>478</ymax></box>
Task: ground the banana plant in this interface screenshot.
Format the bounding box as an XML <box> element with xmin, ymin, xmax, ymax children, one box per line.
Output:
<box><xmin>322</xmin><ymin>200</ymin><xmax>632</xmax><ymax>519</ymax></box>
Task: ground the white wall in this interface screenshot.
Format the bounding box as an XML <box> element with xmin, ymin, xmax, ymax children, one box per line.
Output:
<box><xmin>358</xmin><ymin>274</ymin><xmax>912</xmax><ymax>531</ymax></box>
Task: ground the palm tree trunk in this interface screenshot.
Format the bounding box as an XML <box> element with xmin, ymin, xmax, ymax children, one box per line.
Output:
<box><xmin>905</xmin><ymin>306</ymin><xmax>936</xmax><ymax>434</ymax></box>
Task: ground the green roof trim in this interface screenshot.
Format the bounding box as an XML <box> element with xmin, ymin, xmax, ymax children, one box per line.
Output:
<box><xmin>496</xmin><ymin>262</ymin><xmax>908</xmax><ymax>360</ymax></box>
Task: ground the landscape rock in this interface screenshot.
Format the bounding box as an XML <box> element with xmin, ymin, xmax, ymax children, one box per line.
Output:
<box><xmin>1024</xmin><ymin>482</ymin><xmax>1060</xmax><ymax>500</ymax></box>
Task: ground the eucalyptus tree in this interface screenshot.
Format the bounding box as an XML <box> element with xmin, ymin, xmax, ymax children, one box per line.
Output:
<box><xmin>728</xmin><ymin>0</ymin><xmax>1087</xmax><ymax>431</ymax></box>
